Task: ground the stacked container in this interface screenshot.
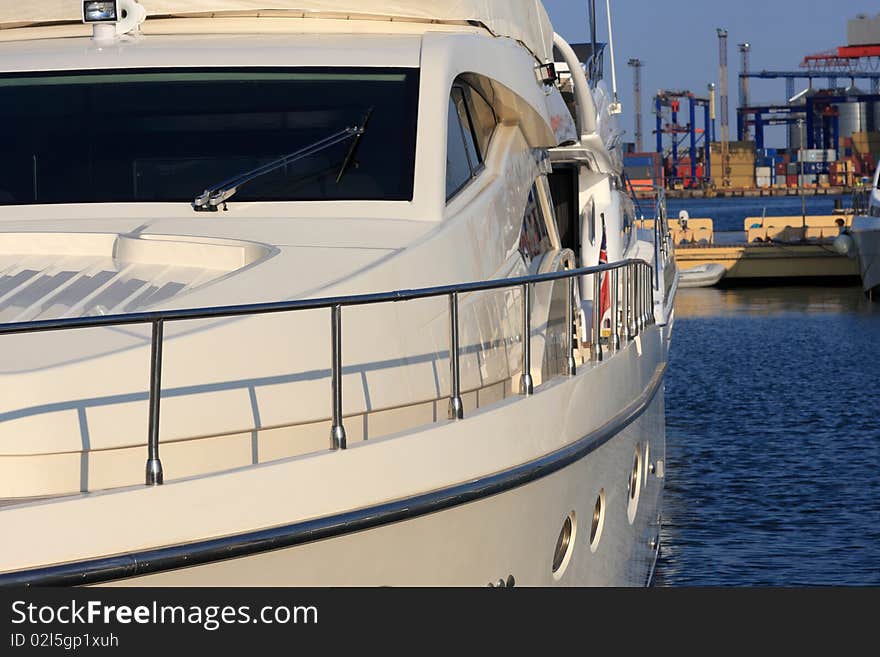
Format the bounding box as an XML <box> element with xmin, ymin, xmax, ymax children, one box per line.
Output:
<box><xmin>754</xmin><ymin>148</ymin><xmax>782</xmax><ymax>188</ymax></box>
<box><xmin>709</xmin><ymin>140</ymin><xmax>755</xmax><ymax>188</ymax></box>
<box><xmin>623</xmin><ymin>152</ymin><xmax>663</xmax><ymax>192</ymax></box>
<box><xmin>790</xmin><ymin>148</ymin><xmax>839</xmax><ymax>187</ymax></box>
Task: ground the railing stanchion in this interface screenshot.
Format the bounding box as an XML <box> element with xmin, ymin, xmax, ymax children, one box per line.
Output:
<box><xmin>145</xmin><ymin>319</ymin><xmax>164</xmax><ymax>486</ymax></box>
<box><xmin>632</xmin><ymin>264</ymin><xmax>640</xmax><ymax>333</ymax></box>
<box><xmin>654</xmin><ymin>259</ymin><xmax>659</xmax><ymax>294</ymax></box>
<box><xmin>2</xmin><ymin>260</ymin><xmax>667</xmax><ymax>477</ymax></box>
<box><xmin>628</xmin><ymin>263</ymin><xmax>638</xmax><ymax>339</ymax></box>
<box><xmin>566</xmin><ymin>275</ymin><xmax>576</xmax><ymax>376</ymax></box>
<box><xmin>639</xmin><ymin>265</ymin><xmax>647</xmax><ymax>330</ymax></box>
<box><xmin>591</xmin><ymin>272</ymin><xmax>603</xmax><ymax>362</ymax></box>
<box><xmin>521</xmin><ymin>283</ymin><xmax>534</xmax><ymax>395</ymax></box>
<box><xmin>620</xmin><ymin>264</ymin><xmax>633</xmax><ymax>342</ymax></box>
<box><xmin>330</xmin><ymin>304</ymin><xmax>347</xmax><ymax>450</ymax></box>
<box><xmin>448</xmin><ymin>292</ymin><xmax>464</xmax><ymax>419</ymax></box>
<box><xmin>610</xmin><ymin>268</ymin><xmax>620</xmax><ymax>352</ymax></box>
<box><xmin>635</xmin><ymin>265</ymin><xmax>641</xmax><ymax>329</ymax></box>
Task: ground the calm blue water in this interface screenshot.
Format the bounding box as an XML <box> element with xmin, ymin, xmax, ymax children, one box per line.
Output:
<box><xmin>654</xmin><ymin>205</ymin><xmax>880</xmax><ymax>586</ymax></box>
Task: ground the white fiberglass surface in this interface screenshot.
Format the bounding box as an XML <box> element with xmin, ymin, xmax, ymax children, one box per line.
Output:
<box><xmin>0</xmin><ymin>1</ymin><xmax>555</xmax><ymax>63</ymax></box>
<box><xmin>0</xmin><ymin>255</ymin><xmax>221</xmax><ymax>322</ymax></box>
<box><xmin>0</xmin><ymin>230</ymin><xmax>271</xmax><ymax>321</ymax></box>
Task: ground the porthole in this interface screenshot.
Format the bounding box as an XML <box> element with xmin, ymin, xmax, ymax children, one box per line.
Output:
<box><xmin>552</xmin><ymin>511</ymin><xmax>577</xmax><ymax>579</ymax></box>
<box><xmin>487</xmin><ymin>575</ymin><xmax>516</xmax><ymax>588</ymax></box>
<box><xmin>589</xmin><ymin>489</ymin><xmax>606</xmax><ymax>553</ymax></box>
<box><xmin>643</xmin><ymin>443</ymin><xmax>651</xmax><ymax>487</ymax></box>
<box><xmin>629</xmin><ymin>453</ymin><xmax>639</xmax><ymax>500</ymax></box>
<box><xmin>627</xmin><ymin>445</ymin><xmax>642</xmax><ymax>524</ymax></box>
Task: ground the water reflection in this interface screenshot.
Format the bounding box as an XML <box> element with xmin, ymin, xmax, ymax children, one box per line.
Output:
<box><xmin>657</xmin><ymin>285</ymin><xmax>880</xmax><ymax>586</ymax></box>
<box><xmin>675</xmin><ymin>285</ymin><xmax>876</xmax><ymax>319</ymax></box>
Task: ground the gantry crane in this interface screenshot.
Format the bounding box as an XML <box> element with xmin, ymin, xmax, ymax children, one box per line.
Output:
<box><xmin>654</xmin><ymin>90</ymin><xmax>712</xmax><ymax>188</ymax></box>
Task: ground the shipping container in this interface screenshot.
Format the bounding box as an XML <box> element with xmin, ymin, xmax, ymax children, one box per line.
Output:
<box><xmin>711</xmin><ymin>140</ymin><xmax>755</xmax><ymax>153</ymax></box>
<box><xmin>799</xmin><ymin>174</ymin><xmax>818</xmax><ymax>187</ymax></box>
<box><xmin>625</xmin><ymin>165</ymin><xmax>655</xmax><ymax>180</ymax></box>
<box><xmin>728</xmin><ymin>162</ymin><xmax>755</xmax><ymax>172</ymax></box>
<box><xmin>796</xmin><ymin>149</ymin><xmax>824</xmax><ymax>163</ymax></box>
<box><xmin>624</xmin><ymin>157</ymin><xmax>655</xmax><ymax>167</ymax></box>
<box><xmin>629</xmin><ymin>179</ymin><xmax>654</xmax><ymax>191</ymax></box>
<box><xmin>802</xmin><ymin>162</ymin><xmax>830</xmax><ymax>175</ymax></box>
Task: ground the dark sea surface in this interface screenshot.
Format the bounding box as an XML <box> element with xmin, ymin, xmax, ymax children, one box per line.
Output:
<box><xmin>654</xmin><ymin>199</ymin><xmax>880</xmax><ymax>587</ymax></box>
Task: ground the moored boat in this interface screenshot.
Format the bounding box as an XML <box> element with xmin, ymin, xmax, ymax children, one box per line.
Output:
<box><xmin>848</xmin><ymin>165</ymin><xmax>880</xmax><ymax>298</ymax></box>
<box><xmin>0</xmin><ymin>0</ymin><xmax>676</xmax><ymax>586</ymax></box>
<box><xmin>678</xmin><ymin>263</ymin><xmax>726</xmax><ymax>288</ymax></box>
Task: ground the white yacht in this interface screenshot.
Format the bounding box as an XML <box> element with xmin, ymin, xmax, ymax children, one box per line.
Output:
<box><xmin>849</xmin><ymin>165</ymin><xmax>880</xmax><ymax>298</ymax></box>
<box><xmin>0</xmin><ymin>1</ymin><xmax>676</xmax><ymax>586</ymax></box>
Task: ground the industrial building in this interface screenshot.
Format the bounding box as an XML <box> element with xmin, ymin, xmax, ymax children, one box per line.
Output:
<box><xmin>625</xmin><ymin>13</ymin><xmax>880</xmax><ymax>196</ymax></box>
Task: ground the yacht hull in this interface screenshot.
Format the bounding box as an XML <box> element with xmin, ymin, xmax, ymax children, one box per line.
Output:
<box><xmin>0</xmin><ymin>326</ymin><xmax>667</xmax><ymax>587</ymax></box>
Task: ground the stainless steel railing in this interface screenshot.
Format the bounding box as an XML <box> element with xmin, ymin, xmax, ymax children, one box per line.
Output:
<box><xmin>0</xmin><ymin>258</ymin><xmax>655</xmax><ymax>487</ymax></box>
<box><xmin>653</xmin><ymin>187</ymin><xmax>669</xmax><ymax>291</ymax></box>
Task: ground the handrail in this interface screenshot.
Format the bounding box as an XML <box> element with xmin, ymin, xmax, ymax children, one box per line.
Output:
<box><xmin>0</xmin><ymin>258</ymin><xmax>655</xmax><ymax>487</ymax></box>
<box><xmin>0</xmin><ymin>259</ymin><xmax>651</xmax><ymax>336</ymax></box>
<box><xmin>653</xmin><ymin>186</ymin><xmax>668</xmax><ymax>290</ymax></box>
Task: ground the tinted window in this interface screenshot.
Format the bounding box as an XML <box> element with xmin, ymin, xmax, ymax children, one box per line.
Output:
<box><xmin>445</xmin><ymin>81</ymin><xmax>498</xmax><ymax>200</ymax></box>
<box><xmin>451</xmin><ymin>86</ymin><xmax>479</xmax><ymax>169</ymax></box>
<box><xmin>446</xmin><ymin>96</ymin><xmax>473</xmax><ymax>198</ymax></box>
<box><xmin>0</xmin><ymin>67</ymin><xmax>419</xmax><ymax>205</ymax></box>
<box><xmin>519</xmin><ymin>183</ymin><xmax>552</xmax><ymax>264</ymax></box>
<box><xmin>463</xmin><ymin>86</ymin><xmax>496</xmax><ymax>158</ymax></box>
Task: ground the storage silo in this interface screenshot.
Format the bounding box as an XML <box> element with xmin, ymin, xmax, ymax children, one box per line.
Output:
<box><xmin>836</xmin><ymin>85</ymin><xmax>870</xmax><ymax>139</ymax></box>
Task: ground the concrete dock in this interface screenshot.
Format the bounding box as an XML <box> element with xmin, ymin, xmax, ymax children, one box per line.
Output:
<box><xmin>640</xmin><ymin>215</ymin><xmax>861</xmax><ymax>283</ymax></box>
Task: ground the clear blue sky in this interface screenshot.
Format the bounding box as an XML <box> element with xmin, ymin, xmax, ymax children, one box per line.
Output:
<box><xmin>542</xmin><ymin>0</ymin><xmax>876</xmax><ymax>148</ymax></box>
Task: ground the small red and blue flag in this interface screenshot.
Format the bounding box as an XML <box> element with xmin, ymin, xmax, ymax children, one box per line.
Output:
<box><xmin>598</xmin><ymin>218</ymin><xmax>611</xmax><ymax>330</ymax></box>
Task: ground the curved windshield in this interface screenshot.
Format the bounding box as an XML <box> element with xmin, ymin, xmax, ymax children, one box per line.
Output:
<box><xmin>0</xmin><ymin>67</ymin><xmax>419</xmax><ymax>205</ymax></box>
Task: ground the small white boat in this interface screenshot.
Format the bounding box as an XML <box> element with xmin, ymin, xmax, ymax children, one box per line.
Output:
<box><xmin>678</xmin><ymin>263</ymin><xmax>726</xmax><ymax>288</ymax></box>
<box><xmin>850</xmin><ymin>165</ymin><xmax>880</xmax><ymax>297</ymax></box>
<box><xmin>838</xmin><ymin>163</ymin><xmax>880</xmax><ymax>297</ymax></box>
